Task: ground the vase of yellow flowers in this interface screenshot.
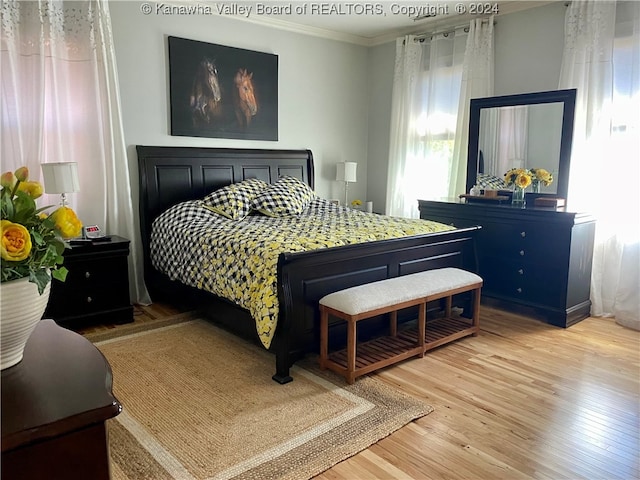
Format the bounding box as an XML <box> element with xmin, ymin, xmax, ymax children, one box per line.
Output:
<box><xmin>529</xmin><ymin>168</ymin><xmax>554</xmax><ymax>194</ymax></box>
<box><xmin>0</xmin><ymin>166</ymin><xmax>82</xmax><ymax>370</ymax></box>
<box><xmin>504</xmin><ymin>168</ymin><xmax>532</xmax><ymax>207</ymax></box>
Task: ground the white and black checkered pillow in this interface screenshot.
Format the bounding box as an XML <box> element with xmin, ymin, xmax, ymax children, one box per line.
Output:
<box><xmin>250</xmin><ymin>176</ymin><xmax>316</xmax><ymax>217</ymax></box>
<box><xmin>203</xmin><ymin>178</ymin><xmax>269</xmax><ymax>220</ymax></box>
<box><xmin>477</xmin><ymin>173</ymin><xmax>506</xmax><ymax>190</ymax></box>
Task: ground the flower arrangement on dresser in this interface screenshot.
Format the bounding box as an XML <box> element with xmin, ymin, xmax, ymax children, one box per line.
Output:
<box><xmin>1</xmin><ymin>166</ymin><xmax>83</xmax><ymax>370</ymax></box>
<box><xmin>504</xmin><ymin>168</ymin><xmax>533</xmax><ymax>190</ymax></box>
<box><xmin>1</xmin><ymin>166</ymin><xmax>83</xmax><ymax>293</ymax></box>
<box><xmin>529</xmin><ymin>168</ymin><xmax>554</xmax><ymax>193</ymax></box>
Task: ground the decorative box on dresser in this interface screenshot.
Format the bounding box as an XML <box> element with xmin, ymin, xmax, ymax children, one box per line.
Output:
<box><xmin>418</xmin><ymin>199</ymin><xmax>596</xmax><ymax>327</ymax></box>
<box><xmin>45</xmin><ymin>235</ymin><xmax>134</xmax><ymax>328</ymax></box>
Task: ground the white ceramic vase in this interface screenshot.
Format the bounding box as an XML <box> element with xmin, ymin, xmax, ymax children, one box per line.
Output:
<box><xmin>0</xmin><ymin>277</ymin><xmax>51</xmax><ymax>370</ymax></box>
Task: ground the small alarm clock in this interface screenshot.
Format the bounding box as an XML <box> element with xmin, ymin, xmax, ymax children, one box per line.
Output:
<box><xmin>83</xmin><ymin>225</ymin><xmax>105</xmax><ymax>239</ymax></box>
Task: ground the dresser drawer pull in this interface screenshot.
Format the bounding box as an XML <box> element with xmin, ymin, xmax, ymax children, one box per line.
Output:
<box><xmin>519</xmin><ymin>250</ymin><xmax>525</xmax><ymax>256</ymax></box>
<box><xmin>516</xmin><ymin>288</ymin><xmax>522</xmax><ymax>293</ymax></box>
<box><xmin>521</xmin><ymin>231</ymin><xmax>526</xmax><ymax>237</ymax></box>
<box><xmin>86</xmin><ymin>296</ymin><xmax>93</xmax><ymax>303</ymax></box>
<box><xmin>518</xmin><ymin>269</ymin><xmax>524</xmax><ymax>275</ymax></box>
<box><xmin>85</xmin><ymin>271</ymin><xmax>91</xmax><ymax>279</ymax></box>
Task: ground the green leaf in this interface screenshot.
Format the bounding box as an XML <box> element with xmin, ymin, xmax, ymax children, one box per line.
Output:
<box><xmin>30</xmin><ymin>269</ymin><xmax>51</xmax><ymax>296</ymax></box>
<box><xmin>52</xmin><ymin>266</ymin><xmax>68</xmax><ymax>283</ymax></box>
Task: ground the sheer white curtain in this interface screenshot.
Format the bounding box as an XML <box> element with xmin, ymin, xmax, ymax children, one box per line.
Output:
<box><xmin>450</xmin><ymin>18</ymin><xmax>494</xmax><ymax>198</ymax></box>
<box><xmin>1</xmin><ymin>0</ymin><xmax>150</xmax><ymax>305</ymax></box>
<box><xmin>497</xmin><ymin>105</ymin><xmax>529</xmax><ymax>172</ymax></box>
<box><xmin>386</xmin><ymin>19</ymin><xmax>493</xmax><ymax>217</ymax></box>
<box><xmin>386</xmin><ymin>34</ymin><xmax>424</xmax><ymax>218</ymax></box>
<box><xmin>559</xmin><ymin>0</ymin><xmax>639</xmax><ymax>328</ymax></box>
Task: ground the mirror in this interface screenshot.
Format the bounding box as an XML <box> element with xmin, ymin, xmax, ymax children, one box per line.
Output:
<box><xmin>466</xmin><ymin>89</ymin><xmax>577</xmax><ymax>201</ymax></box>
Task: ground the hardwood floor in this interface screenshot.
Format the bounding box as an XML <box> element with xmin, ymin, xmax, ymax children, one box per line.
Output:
<box><xmin>80</xmin><ymin>304</ymin><xmax>640</xmax><ymax>479</ymax></box>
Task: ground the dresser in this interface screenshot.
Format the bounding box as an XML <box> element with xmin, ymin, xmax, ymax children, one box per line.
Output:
<box><xmin>2</xmin><ymin>320</ymin><xmax>121</xmax><ymax>480</ymax></box>
<box><xmin>45</xmin><ymin>235</ymin><xmax>134</xmax><ymax>328</ymax></box>
<box><xmin>418</xmin><ymin>200</ymin><xmax>596</xmax><ymax>327</ymax></box>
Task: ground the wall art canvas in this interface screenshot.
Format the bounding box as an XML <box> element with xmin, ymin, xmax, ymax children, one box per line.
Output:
<box><xmin>168</xmin><ymin>36</ymin><xmax>278</xmax><ymax>141</ymax></box>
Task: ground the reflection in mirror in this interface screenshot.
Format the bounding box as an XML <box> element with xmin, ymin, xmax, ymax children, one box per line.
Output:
<box><xmin>477</xmin><ymin>103</ymin><xmax>563</xmax><ymax>194</ymax></box>
<box><xmin>466</xmin><ymin>89</ymin><xmax>577</xmax><ymax>201</ymax></box>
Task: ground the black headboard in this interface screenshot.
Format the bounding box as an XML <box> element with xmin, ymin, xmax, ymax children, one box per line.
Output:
<box><xmin>136</xmin><ymin>145</ymin><xmax>314</xmax><ymax>279</ymax></box>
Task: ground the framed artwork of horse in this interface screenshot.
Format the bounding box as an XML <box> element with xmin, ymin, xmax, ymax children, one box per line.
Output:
<box><xmin>168</xmin><ymin>36</ymin><xmax>278</xmax><ymax>141</ymax></box>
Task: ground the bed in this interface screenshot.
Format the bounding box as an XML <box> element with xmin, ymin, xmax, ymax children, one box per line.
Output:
<box><xmin>137</xmin><ymin>146</ymin><xmax>480</xmax><ymax>383</ymax></box>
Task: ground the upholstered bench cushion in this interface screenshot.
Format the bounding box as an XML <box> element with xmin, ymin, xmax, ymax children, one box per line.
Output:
<box><xmin>319</xmin><ymin>268</ymin><xmax>482</xmax><ymax>316</ymax></box>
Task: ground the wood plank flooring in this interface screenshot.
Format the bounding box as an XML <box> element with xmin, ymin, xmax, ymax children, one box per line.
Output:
<box><xmin>79</xmin><ymin>304</ymin><xmax>640</xmax><ymax>479</ymax></box>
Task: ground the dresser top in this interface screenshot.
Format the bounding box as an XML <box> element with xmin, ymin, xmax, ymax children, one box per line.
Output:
<box><xmin>418</xmin><ymin>199</ymin><xmax>596</xmax><ymax>225</ymax></box>
<box><xmin>1</xmin><ymin>320</ymin><xmax>121</xmax><ymax>451</ymax></box>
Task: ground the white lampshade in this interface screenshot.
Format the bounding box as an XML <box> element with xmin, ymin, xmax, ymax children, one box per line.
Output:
<box><xmin>336</xmin><ymin>162</ymin><xmax>357</xmax><ymax>183</ymax></box>
<box><xmin>41</xmin><ymin>162</ymin><xmax>80</xmax><ymax>194</ymax></box>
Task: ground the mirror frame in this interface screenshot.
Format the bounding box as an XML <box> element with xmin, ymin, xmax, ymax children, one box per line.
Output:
<box><xmin>466</xmin><ymin>88</ymin><xmax>577</xmax><ymax>201</ymax></box>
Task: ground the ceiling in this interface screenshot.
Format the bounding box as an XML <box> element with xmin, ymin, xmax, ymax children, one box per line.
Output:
<box><xmin>214</xmin><ymin>1</ymin><xmax>555</xmax><ymax>46</ymax></box>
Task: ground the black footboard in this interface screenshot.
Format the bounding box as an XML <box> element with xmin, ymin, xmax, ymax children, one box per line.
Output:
<box><xmin>272</xmin><ymin>227</ymin><xmax>479</xmax><ymax>382</ymax></box>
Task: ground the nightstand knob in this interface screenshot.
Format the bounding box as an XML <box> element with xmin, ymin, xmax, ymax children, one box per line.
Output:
<box><xmin>86</xmin><ymin>296</ymin><xmax>93</xmax><ymax>303</ymax></box>
<box><xmin>518</xmin><ymin>269</ymin><xmax>524</xmax><ymax>275</ymax></box>
<box><xmin>516</xmin><ymin>288</ymin><xmax>522</xmax><ymax>293</ymax></box>
<box><xmin>85</xmin><ymin>271</ymin><xmax>91</xmax><ymax>279</ymax></box>
<box><xmin>519</xmin><ymin>250</ymin><xmax>525</xmax><ymax>256</ymax></box>
<box><xmin>521</xmin><ymin>231</ymin><xmax>526</xmax><ymax>237</ymax></box>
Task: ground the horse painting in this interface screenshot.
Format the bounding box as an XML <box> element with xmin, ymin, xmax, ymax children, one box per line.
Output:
<box><xmin>233</xmin><ymin>68</ymin><xmax>258</xmax><ymax>128</ymax></box>
<box><xmin>190</xmin><ymin>58</ymin><xmax>222</xmax><ymax>125</ymax></box>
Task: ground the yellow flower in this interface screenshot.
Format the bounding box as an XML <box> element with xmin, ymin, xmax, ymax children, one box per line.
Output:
<box><xmin>530</xmin><ymin>168</ymin><xmax>553</xmax><ymax>186</ymax></box>
<box><xmin>1</xmin><ymin>171</ymin><xmax>16</xmax><ymax>189</ymax></box>
<box><xmin>51</xmin><ymin>206</ymin><xmax>83</xmax><ymax>239</ymax></box>
<box><xmin>18</xmin><ymin>181</ymin><xmax>43</xmax><ymax>199</ymax></box>
<box><xmin>14</xmin><ymin>167</ymin><xmax>29</xmax><ymax>182</ymax></box>
<box><xmin>351</xmin><ymin>199</ymin><xmax>362</xmax><ymax>207</ymax></box>
<box><xmin>515</xmin><ymin>173</ymin><xmax>532</xmax><ymax>189</ymax></box>
<box><xmin>1</xmin><ymin>220</ymin><xmax>32</xmax><ymax>262</ymax></box>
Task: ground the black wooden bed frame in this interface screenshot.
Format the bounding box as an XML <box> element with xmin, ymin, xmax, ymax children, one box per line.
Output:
<box><xmin>137</xmin><ymin>145</ymin><xmax>480</xmax><ymax>383</ymax></box>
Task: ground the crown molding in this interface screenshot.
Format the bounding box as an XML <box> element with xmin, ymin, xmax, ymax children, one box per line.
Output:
<box><xmin>170</xmin><ymin>1</ymin><xmax>557</xmax><ymax>47</ymax></box>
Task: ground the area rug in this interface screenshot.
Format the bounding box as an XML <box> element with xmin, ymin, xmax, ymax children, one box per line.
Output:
<box><xmin>88</xmin><ymin>315</ymin><xmax>434</xmax><ymax>480</ymax></box>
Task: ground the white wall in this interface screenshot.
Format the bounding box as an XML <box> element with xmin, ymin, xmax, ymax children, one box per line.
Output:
<box><xmin>111</xmin><ymin>2</ymin><xmax>569</xmax><ymax>210</ymax></box>
<box><xmin>109</xmin><ymin>1</ymin><xmax>369</xmax><ymax>203</ymax></box>
<box><xmin>494</xmin><ymin>1</ymin><xmax>566</xmax><ymax>95</ymax></box>
<box><xmin>366</xmin><ymin>2</ymin><xmax>568</xmax><ymax>210</ymax></box>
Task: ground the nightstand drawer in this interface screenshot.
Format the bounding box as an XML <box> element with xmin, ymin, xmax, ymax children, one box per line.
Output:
<box><xmin>49</xmin><ymin>283</ymin><xmax>130</xmax><ymax>317</ymax></box>
<box><xmin>64</xmin><ymin>256</ymin><xmax>128</xmax><ymax>287</ymax></box>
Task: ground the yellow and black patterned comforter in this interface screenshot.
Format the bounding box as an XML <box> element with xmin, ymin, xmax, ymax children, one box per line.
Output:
<box><xmin>151</xmin><ymin>198</ymin><xmax>455</xmax><ymax>349</ymax></box>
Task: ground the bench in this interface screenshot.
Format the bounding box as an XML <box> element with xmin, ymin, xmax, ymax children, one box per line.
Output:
<box><xmin>319</xmin><ymin>267</ymin><xmax>483</xmax><ymax>384</ymax></box>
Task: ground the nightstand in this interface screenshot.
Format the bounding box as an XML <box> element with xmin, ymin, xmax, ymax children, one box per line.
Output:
<box><xmin>45</xmin><ymin>235</ymin><xmax>134</xmax><ymax>328</ymax></box>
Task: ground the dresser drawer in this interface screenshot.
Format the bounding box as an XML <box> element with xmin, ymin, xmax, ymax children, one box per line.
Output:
<box><xmin>480</xmin><ymin>255</ymin><xmax>567</xmax><ymax>307</ymax></box>
<box><xmin>63</xmin><ymin>256</ymin><xmax>128</xmax><ymax>287</ymax></box>
<box><xmin>477</xmin><ymin>222</ymin><xmax>570</xmax><ymax>263</ymax></box>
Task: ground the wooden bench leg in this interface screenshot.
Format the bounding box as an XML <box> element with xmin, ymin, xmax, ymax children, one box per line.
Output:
<box><xmin>418</xmin><ymin>303</ymin><xmax>426</xmax><ymax>357</ymax></box>
<box><xmin>445</xmin><ymin>295</ymin><xmax>452</xmax><ymax>318</ymax></box>
<box><xmin>319</xmin><ymin>308</ymin><xmax>329</xmax><ymax>369</ymax></box>
<box><xmin>390</xmin><ymin>311</ymin><xmax>397</xmax><ymax>337</ymax></box>
<box><xmin>347</xmin><ymin>318</ymin><xmax>356</xmax><ymax>384</ymax></box>
<box><xmin>472</xmin><ymin>287</ymin><xmax>481</xmax><ymax>336</ymax></box>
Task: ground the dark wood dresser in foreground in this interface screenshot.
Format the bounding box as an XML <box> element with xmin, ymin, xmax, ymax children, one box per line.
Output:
<box><xmin>1</xmin><ymin>320</ymin><xmax>121</xmax><ymax>480</ymax></box>
<box><xmin>45</xmin><ymin>235</ymin><xmax>133</xmax><ymax>328</ymax></box>
<box><xmin>419</xmin><ymin>199</ymin><xmax>596</xmax><ymax>327</ymax></box>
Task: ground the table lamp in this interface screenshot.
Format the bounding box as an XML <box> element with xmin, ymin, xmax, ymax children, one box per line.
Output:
<box><xmin>336</xmin><ymin>162</ymin><xmax>357</xmax><ymax>206</ymax></box>
<box><xmin>41</xmin><ymin>162</ymin><xmax>80</xmax><ymax>207</ymax></box>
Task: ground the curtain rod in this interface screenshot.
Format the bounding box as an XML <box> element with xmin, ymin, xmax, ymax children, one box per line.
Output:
<box><xmin>413</xmin><ymin>18</ymin><xmax>495</xmax><ymax>42</ymax></box>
